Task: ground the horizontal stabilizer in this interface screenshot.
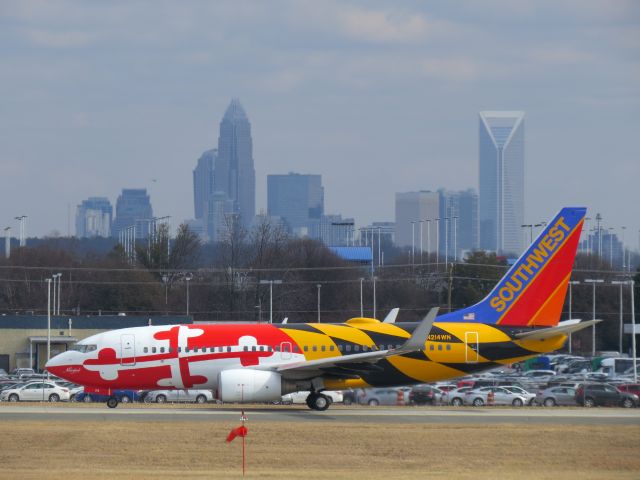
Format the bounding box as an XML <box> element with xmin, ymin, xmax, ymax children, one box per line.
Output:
<box><xmin>515</xmin><ymin>319</ymin><xmax>601</xmax><ymax>341</ymax></box>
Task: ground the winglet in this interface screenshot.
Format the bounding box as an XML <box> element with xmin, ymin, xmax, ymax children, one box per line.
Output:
<box><xmin>282</xmin><ymin>317</ymin><xmax>288</xmax><ymax>324</ymax></box>
<box><xmin>382</xmin><ymin>308</ymin><xmax>400</xmax><ymax>324</ymax></box>
<box><xmin>395</xmin><ymin>307</ymin><xmax>438</xmax><ymax>353</ymax></box>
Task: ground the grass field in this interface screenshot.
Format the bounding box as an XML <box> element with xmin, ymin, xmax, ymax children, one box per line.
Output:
<box><xmin>0</xmin><ymin>414</ymin><xmax>639</xmax><ymax>479</ymax></box>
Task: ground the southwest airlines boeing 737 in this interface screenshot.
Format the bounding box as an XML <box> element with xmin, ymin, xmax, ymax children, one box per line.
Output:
<box><xmin>47</xmin><ymin>207</ymin><xmax>595</xmax><ymax>411</ymax></box>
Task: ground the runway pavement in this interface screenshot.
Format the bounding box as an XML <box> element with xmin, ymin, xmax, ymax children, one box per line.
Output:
<box><xmin>1</xmin><ymin>403</ymin><xmax>639</xmax><ymax>425</ymax></box>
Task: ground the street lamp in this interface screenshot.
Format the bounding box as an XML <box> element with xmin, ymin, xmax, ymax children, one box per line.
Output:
<box><xmin>585</xmin><ymin>279</ymin><xmax>604</xmax><ymax>356</ymax></box>
<box><xmin>630</xmin><ymin>279</ymin><xmax>637</xmax><ymax>382</ymax></box>
<box><xmin>53</xmin><ymin>273</ymin><xmax>62</xmax><ymax>315</ymax></box>
<box><xmin>4</xmin><ymin>227</ymin><xmax>10</xmax><ymax>259</ymax></box>
<box><xmin>612</xmin><ymin>281</ymin><xmax>627</xmax><ymax>355</ymax></box>
<box><xmin>359</xmin><ymin>277</ymin><xmax>364</xmax><ymax>317</ymax></box>
<box><xmin>419</xmin><ymin>220</ymin><xmax>424</xmax><ymax>265</ymax></box>
<box><xmin>46</xmin><ymin>278</ymin><xmax>52</xmax><ymax>365</ymax></box>
<box><xmin>373</xmin><ymin>276</ymin><xmax>377</xmax><ymax>319</ymax></box>
<box><xmin>434</xmin><ymin>217</ymin><xmax>440</xmax><ymax>265</ymax></box>
<box><xmin>453</xmin><ymin>216</ymin><xmax>459</xmax><ymax>262</ymax></box>
<box><xmin>444</xmin><ymin>217</ymin><xmax>449</xmax><ymax>262</ymax></box>
<box><xmin>317</xmin><ymin>284</ymin><xmax>322</xmax><ymax>323</ymax></box>
<box><xmin>425</xmin><ymin>219</ymin><xmax>431</xmax><ymax>263</ymax></box>
<box><xmin>162</xmin><ymin>275</ymin><xmax>169</xmax><ymax>314</ymax></box>
<box><xmin>185</xmin><ymin>273</ymin><xmax>193</xmax><ymax>317</ymax></box>
<box><xmin>260</xmin><ymin>279</ymin><xmax>282</xmax><ymax>323</ymax></box>
<box><xmin>410</xmin><ymin>221</ymin><xmax>416</xmax><ymax>266</ymax></box>
<box><xmin>568</xmin><ymin>281</ymin><xmax>580</xmax><ymax>354</ymax></box>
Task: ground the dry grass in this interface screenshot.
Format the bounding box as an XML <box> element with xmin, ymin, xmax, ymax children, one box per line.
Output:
<box><xmin>0</xmin><ymin>418</ymin><xmax>638</xmax><ymax>479</ymax></box>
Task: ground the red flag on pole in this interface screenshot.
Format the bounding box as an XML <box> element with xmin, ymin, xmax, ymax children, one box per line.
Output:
<box><xmin>226</xmin><ymin>425</ymin><xmax>248</xmax><ymax>442</ymax></box>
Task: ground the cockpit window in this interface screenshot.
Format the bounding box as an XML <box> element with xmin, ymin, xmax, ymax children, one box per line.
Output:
<box><xmin>70</xmin><ymin>344</ymin><xmax>97</xmax><ymax>353</ymax></box>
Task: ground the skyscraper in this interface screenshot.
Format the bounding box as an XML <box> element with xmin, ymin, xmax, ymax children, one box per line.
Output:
<box><xmin>214</xmin><ymin>99</ymin><xmax>255</xmax><ymax>229</ymax></box>
<box><xmin>479</xmin><ymin>111</ymin><xmax>525</xmax><ymax>255</ymax></box>
<box><xmin>111</xmin><ymin>189</ymin><xmax>153</xmax><ymax>239</ymax></box>
<box><xmin>193</xmin><ymin>149</ymin><xmax>216</xmax><ymax>221</ymax></box>
<box><xmin>394</xmin><ymin>191</ymin><xmax>439</xmax><ymax>248</ymax></box>
<box><xmin>75</xmin><ymin>197</ymin><xmax>113</xmax><ymax>238</ymax></box>
<box><xmin>438</xmin><ymin>189</ymin><xmax>479</xmax><ymax>260</ymax></box>
<box><xmin>267</xmin><ymin>173</ymin><xmax>324</xmax><ymax>235</ymax></box>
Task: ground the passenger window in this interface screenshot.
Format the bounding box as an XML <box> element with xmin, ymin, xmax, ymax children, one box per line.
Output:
<box><xmin>354</xmin><ymin>345</ymin><xmax>360</xmax><ymax>352</ymax></box>
<box><xmin>144</xmin><ymin>347</ymin><xmax>148</xmax><ymax>353</ymax></box>
<box><xmin>430</xmin><ymin>344</ymin><xmax>434</xmax><ymax>351</ymax></box>
<box><xmin>152</xmin><ymin>347</ymin><xmax>157</xmax><ymax>353</ymax></box>
<box><xmin>329</xmin><ymin>345</ymin><xmax>334</xmax><ymax>351</ymax></box>
<box><xmin>346</xmin><ymin>345</ymin><xmax>351</xmax><ymax>352</ymax></box>
<box><xmin>243</xmin><ymin>346</ymin><xmax>248</xmax><ymax>352</ymax></box>
<box><xmin>446</xmin><ymin>345</ymin><xmax>451</xmax><ymax>350</ymax></box>
<box><xmin>259</xmin><ymin>346</ymin><xmax>264</xmax><ymax>352</ymax></box>
<box><xmin>303</xmin><ymin>346</ymin><xmax>308</xmax><ymax>352</ymax></box>
<box><xmin>276</xmin><ymin>346</ymin><xmax>281</xmax><ymax>352</ymax></box>
<box><xmin>338</xmin><ymin>345</ymin><xmax>343</xmax><ymax>352</ymax></box>
<box><xmin>168</xmin><ymin>347</ymin><xmax>173</xmax><ymax>353</ymax></box>
<box><xmin>160</xmin><ymin>347</ymin><xmax>165</xmax><ymax>353</ymax></box>
<box><xmin>178</xmin><ymin>347</ymin><xmax>182</xmax><ymax>353</ymax></box>
<box><xmin>438</xmin><ymin>344</ymin><xmax>442</xmax><ymax>351</ymax></box>
<box><xmin>312</xmin><ymin>346</ymin><xmax>317</xmax><ymax>352</ymax></box>
<box><xmin>321</xmin><ymin>345</ymin><xmax>326</xmax><ymax>352</ymax></box>
<box><xmin>293</xmin><ymin>346</ymin><xmax>299</xmax><ymax>352</ymax></box>
<box><xmin>185</xmin><ymin>347</ymin><xmax>190</xmax><ymax>353</ymax></box>
<box><xmin>227</xmin><ymin>346</ymin><xmax>232</xmax><ymax>352</ymax></box>
<box><xmin>251</xmin><ymin>346</ymin><xmax>257</xmax><ymax>352</ymax></box>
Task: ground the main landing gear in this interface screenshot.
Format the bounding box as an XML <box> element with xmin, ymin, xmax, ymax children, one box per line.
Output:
<box><xmin>106</xmin><ymin>396</ymin><xmax>119</xmax><ymax>409</ymax></box>
<box><xmin>306</xmin><ymin>392</ymin><xmax>331</xmax><ymax>411</ymax></box>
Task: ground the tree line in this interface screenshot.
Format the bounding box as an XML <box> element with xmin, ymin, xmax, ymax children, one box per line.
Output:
<box><xmin>0</xmin><ymin>218</ymin><xmax>637</xmax><ymax>355</ymax></box>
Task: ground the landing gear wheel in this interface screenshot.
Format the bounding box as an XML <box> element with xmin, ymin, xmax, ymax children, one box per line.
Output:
<box><xmin>306</xmin><ymin>393</ymin><xmax>331</xmax><ymax>411</ymax></box>
<box><xmin>106</xmin><ymin>396</ymin><xmax>119</xmax><ymax>409</ymax></box>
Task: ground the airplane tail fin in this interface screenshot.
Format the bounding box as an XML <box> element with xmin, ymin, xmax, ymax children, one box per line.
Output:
<box><xmin>443</xmin><ymin>207</ymin><xmax>586</xmax><ymax>327</ymax></box>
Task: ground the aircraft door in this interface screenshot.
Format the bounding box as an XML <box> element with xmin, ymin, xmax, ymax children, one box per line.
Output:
<box><xmin>465</xmin><ymin>332</ymin><xmax>479</xmax><ymax>363</ymax></box>
<box><xmin>280</xmin><ymin>342</ymin><xmax>292</xmax><ymax>360</ymax></box>
<box><xmin>121</xmin><ymin>334</ymin><xmax>136</xmax><ymax>366</ymax></box>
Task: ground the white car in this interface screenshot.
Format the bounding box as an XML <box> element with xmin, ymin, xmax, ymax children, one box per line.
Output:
<box><xmin>0</xmin><ymin>381</ymin><xmax>70</xmax><ymax>402</ymax></box>
<box><xmin>463</xmin><ymin>386</ymin><xmax>529</xmax><ymax>406</ymax></box>
<box><xmin>502</xmin><ymin>386</ymin><xmax>536</xmax><ymax>405</ymax></box>
<box><xmin>281</xmin><ymin>390</ymin><xmax>344</xmax><ymax>405</ymax></box>
<box><xmin>144</xmin><ymin>389</ymin><xmax>213</xmax><ymax>404</ymax></box>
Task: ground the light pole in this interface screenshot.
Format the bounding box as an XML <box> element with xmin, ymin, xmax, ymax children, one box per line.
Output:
<box><xmin>4</xmin><ymin>227</ymin><xmax>10</xmax><ymax>259</ymax></box>
<box><xmin>411</xmin><ymin>221</ymin><xmax>416</xmax><ymax>266</ymax></box>
<box><xmin>435</xmin><ymin>217</ymin><xmax>440</xmax><ymax>265</ymax></box>
<box><xmin>52</xmin><ymin>274</ymin><xmax>57</xmax><ymax>318</ymax></box>
<box><xmin>608</xmin><ymin>228</ymin><xmax>614</xmax><ymax>266</ymax></box>
<box><xmin>612</xmin><ymin>281</ymin><xmax>626</xmax><ymax>355</ymax></box>
<box><xmin>162</xmin><ymin>275</ymin><xmax>169</xmax><ymax>314</ymax></box>
<box><xmin>621</xmin><ymin>226</ymin><xmax>626</xmax><ymax>270</ymax></box>
<box><xmin>359</xmin><ymin>277</ymin><xmax>364</xmax><ymax>317</ymax></box>
<box><xmin>630</xmin><ymin>279</ymin><xmax>637</xmax><ymax>382</ymax></box>
<box><xmin>585</xmin><ymin>279</ymin><xmax>604</xmax><ymax>356</ymax></box>
<box><xmin>444</xmin><ymin>217</ymin><xmax>449</xmax><ymax>262</ymax></box>
<box><xmin>453</xmin><ymin>216</ymin><xmax>458</xmax><ymax>262</ymax></box>
<box><xmin>317</xmin><ymin>284</ymin><xmax>321</xmax><ymax>323</ymax></box>
<box><xmin>419</xmin><ymin>220</ymin><xmax>424</xmax><ymax>265</ymax></box>
<box><xmin>377</xmin><ymin>227</ymin><xmax>382</xmax><ymax>268</ymax></box>
<box><xmin>260</xmin><ymin>279</ymin><xmax>282</xmax><ymax>323</ymax></box>
<box><xmin>568</xmin><ymin>281</ymin><xmax>580</xmax><ymax>354</ymax></box>
<box><xmin>373</xmin><ymin>276</ymin><xmax>377</xmax><ymax>319</ymax></box>
<box><xmin>46</xmin><ymin>278</ymin><xmax>52</xmax><ymax>366</ymax></box>
<box><xmin>425</xmin><ymin>219</ymin><xmax>431</xmax><ymax>264</ymax></box>
<box><xmin>54</xmin><ymin>273</ymin><xmax>62</xmax><ymax>315</ymax></box>
<box><xmin>185</xmin><ymin>273</ymin><xmax>193</xmax><ymax>317</ymax></box>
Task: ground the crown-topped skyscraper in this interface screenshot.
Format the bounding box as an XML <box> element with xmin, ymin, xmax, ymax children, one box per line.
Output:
<box><xmin>214</xmin><ymin>99</ymin><xmax>256</xmax><ymax>229</ymax></box>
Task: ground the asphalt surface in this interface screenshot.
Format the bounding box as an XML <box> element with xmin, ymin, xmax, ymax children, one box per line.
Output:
<box><xmin>1</xmin><ymin>404</ymin><xmax>639</xmax><ymax>425</ymax></box>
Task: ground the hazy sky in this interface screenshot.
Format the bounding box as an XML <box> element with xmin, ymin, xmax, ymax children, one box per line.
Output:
<box><xmin>1</xmin><ymin>1</ymin><xmax>639</xmax><ymax>247</ymax></box>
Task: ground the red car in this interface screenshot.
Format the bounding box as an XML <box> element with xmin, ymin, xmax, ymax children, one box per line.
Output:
<box><xmin>617</xmin><ymin>384</ymin><xmax>640</xmax><ymax>397</ymax></box>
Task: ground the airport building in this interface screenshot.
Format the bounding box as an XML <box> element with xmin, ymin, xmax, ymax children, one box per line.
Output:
<box><xmin>0</xmin><ymin>315</ymin><xmax>192</xmax><ymax>372</ymax></box>
<box><xmin>267</xmin><ymin>173</ymin><xmax>324</xmax><ymax>236</ymax></box>
<box><xmin>479</xmin><ymin>111</ymin><xmax>525</xmax><ymax>256</ymax></box>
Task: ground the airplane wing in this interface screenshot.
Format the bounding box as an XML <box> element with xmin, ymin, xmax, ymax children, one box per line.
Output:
<box><xmin>515</xmin><ymin>319</ymin><xmax>601</xmax><ymax>341</ymax></box>
<box><xmin>266</xmin><ymin>308</ymin><xmax>438</xmax><ymax>379</ymax></box>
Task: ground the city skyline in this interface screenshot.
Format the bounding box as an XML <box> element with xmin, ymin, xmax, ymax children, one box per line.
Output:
<box><xmin>1</xmin><ymin>2</ymin><xmax>638</xmax><ymax>245</ymax></box>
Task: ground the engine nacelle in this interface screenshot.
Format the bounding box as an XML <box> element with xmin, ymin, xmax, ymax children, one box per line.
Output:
<box><xmin>217</xmin><ymin>369</ymin><xmax>284</xmax><ymax>403</ymax></box>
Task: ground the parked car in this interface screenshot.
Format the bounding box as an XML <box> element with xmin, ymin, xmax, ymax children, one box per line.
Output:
<box><xmin>359</xmin><ymin>387</ymin><xmax>411</xmax><ymax>406</ymax></box>
<box><xmin>443</xmin><ymin>386</ymin><xmax>472</xmax><ymax>406</ymax></box>
<box><xmin>76</xmin><ymin>389</ymin><xmax>141</xmax><ymax>403</ymax></box>
<box><xmin>522</xmin><ymin>370</ymin><xmax>556</xmax><ymax>378</ymax></box>
<box><xmin>502</xmin><ymin>386</ymin><xmax>536</xmax><ymax>405</ymax></box>
<box><xmin>409</xmin><ymin>385</ymin><xmax>444</xmax><ymax>405</ymax></box>
<box><xmin>0</xmin><ymin>368</ymin><xmax>8</xmax><ymax>378</ymax></box>
<box><xmin>0</xmin><ymin>381</ymin><xmax>70</xmax><ymax>402</ymax></box>
<box><xmin>535</xmin><ymin>386</ymin><xmax>578</xmax><ymax>406</ymax></box>
<box><xmin>575</xmin><ymin>383</ymin><xmax>639</xmax><ymax>408</ymax></box>
<box><xmin>10</xmin><ymin>368</ymin><xmax>35</xmax><ymax>378</ymax></box>
<box><xmin>281</xmin><ymin>390</ymin><xmax>343</xmax><ymax>405</ymax></box>
<box><xmin>464</xmin><ymin>386</ymin><xmax>528</xmax><ymax>406</ymax></box>
<box><xmin>617</xmin><ymin>384</ymin><xmax>640</xmax><ymax>397</ymax></box>
<box><xmin>143</xmin><ymin>389</ymin><xmax>213</xmax><ymax>404</ymax></box>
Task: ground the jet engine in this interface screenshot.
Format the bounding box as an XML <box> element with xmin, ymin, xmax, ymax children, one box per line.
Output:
<box><xmin>217</xmin><ymin>369</ymin><xmax>295</xmax><ymax>402</ymax></box>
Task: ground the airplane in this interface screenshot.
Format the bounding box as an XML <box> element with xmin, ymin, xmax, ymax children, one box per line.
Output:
<box><xmin>47</xmin><ymin>207</ymin><xmax>596</xmax><ymax>411</ymax></box>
